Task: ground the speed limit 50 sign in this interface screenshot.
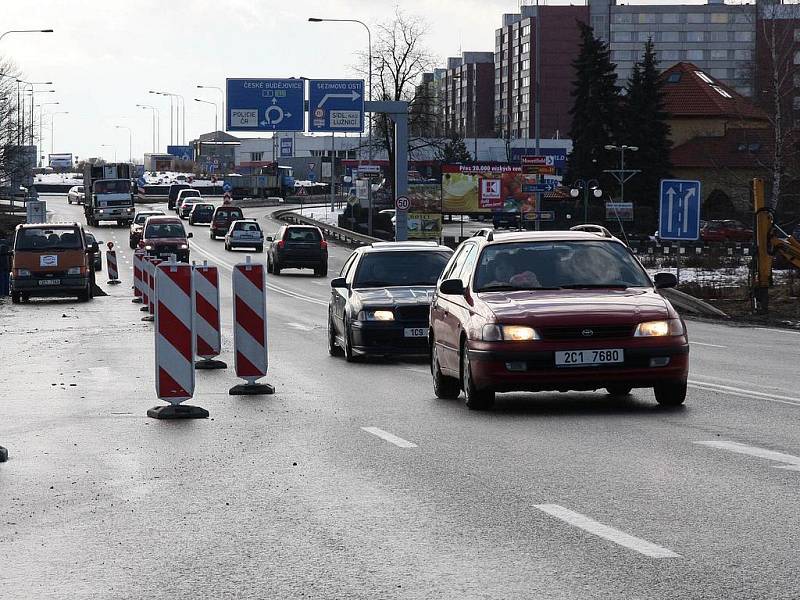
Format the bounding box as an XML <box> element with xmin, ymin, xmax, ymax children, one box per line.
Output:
<box><xmin>395</xmin><ymin>196</ymin><xmax>410</xmax><ymax>211</ymax></box>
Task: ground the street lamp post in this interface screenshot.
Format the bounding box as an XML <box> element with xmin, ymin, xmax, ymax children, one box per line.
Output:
<box><xmin>197</xmin><ymin>85</ymin><xmax>224</xmax><ymax>131</ymax></box>
<box><xmin>150</xmin><ymin>90</ymin><xmax>174</xmax><ymax>146</ymax></box>
<box><xmin>17</xmin><ymin>79</ymin><xmax>52</xmax><ymax>146</ymax></box>
<box><xmin>136</xmin><ymin>104</ymin><xmax>159</xmax><ymax>152</ymax></box>
<box><xmin>115</xmin><ymin>125</ymin><xmax>132</xmax><ymax>163</ymax></box>
<box><xmin>0</xmin><ymin>29</ymin><xmax>53</xmax><ymax>43</ymax></box>
<box><xmin>194</xmin><ymin>98</ymin><xmax>218</xmax><ymax>132</ymax></box>
<box><xmin>50</xmin><ymin>111</ymin><xmax>68</xmax><ymax>155</ymax></box>
<box><xmin>569</xmin><ymin>179</ymin><xmax>603</xmax><ymax>224</ymax></box>
<box><xmin>603</xmin><ymin>144</ymin><xmax>640</xmax><ymax>204</ymax></box>
<box><xmin>36</xmin><ymin>101</ymin><xmax>59</xmax><ymax>166</ymax></box>
<box><xmin>100</xmin><ymin>143</ymin><xmax>116</xmax><ymax>163</ymax></box>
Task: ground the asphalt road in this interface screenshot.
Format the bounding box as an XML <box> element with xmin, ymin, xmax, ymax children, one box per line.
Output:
<box><xmin>2</xmin><ymin>194</ymin><xmax>800</xmax><ymax>599</ymax></box>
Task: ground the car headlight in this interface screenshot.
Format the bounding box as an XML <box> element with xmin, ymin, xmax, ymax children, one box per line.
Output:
<box><xmin>145</xmin><ymin>245</ymin><xmax>154</xmax><ymax>251</ymax></box>
<box><xmin>68</xmin><ymin>266</ymin><xmax>82</xmax><ymax>275</ymax></box>
<box><xmin>358</xmin><ymin>309</ymin><xmax>395</xmax><ymax>321</ymax></box>
<box><xmin>127</xmin><ymin>207</ymin><xmax>134</xmax><ymax>213</ymax></box>
<box><xmin>16</xmin><ymin>268</ymin><xmax>31</xmax><ymax>277</ymax></box>
<box><xmin>481</xmin><ymin>324</ymin><xmax>540</xmax><ymax>341</ymax></box>
<box><xmin>179</xmin><ymin>244</ymin><xmax>188</xmax><ymax>250</ymax></box>
<box><xmin>634</xmin><ymin>319</ymin><xmax>685</xmax><ymax>337</ymax></box>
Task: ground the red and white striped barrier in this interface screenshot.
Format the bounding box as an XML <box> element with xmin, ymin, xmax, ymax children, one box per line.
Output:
<box><xmin>132</xmin><ymin>250</ymin><xmax>144</xmax><ymax>303</ymax></box>
<box><xmin>193</xmin><ymin>262</ymin><xmax>226</xmax><ymax>369</ymax></box>
<box><xmin>230</xmin><ymin>256</ymin><xmax>273</xmax><ymax>395</ymax></box>
<box><xmin>106</xmin><ymin>246</ymin><xmax>120</xmax><ymax>284</ymax></box>
<box><xmin>147</xmin><ymin>260</ymin><xmax>208</xmax><ymax>419</ymax></box>
<box><xmin>141</xmin><ymin>257</ymin><xmax>162</xmax><ymax>321</ymax></box>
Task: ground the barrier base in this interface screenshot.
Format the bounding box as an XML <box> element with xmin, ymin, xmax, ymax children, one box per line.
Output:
<box><xmin>0</xmin><ymin>445</ymin><xmax>7</xmax><ymax>462</ymax></box>
<box><xmin>107</xmin><ymin>280</ymin><xmax>121</xmax><ymax>285</ymax></box>
<box><xmin>141</xmin><ymin>315</ymin><xmax>154</xmax><ymax>322</ymax></box>
<box><xmin>140</xmin><ymin>306</ymin><xmax>149</xmax><ymax>312</ymax></box>
<box><xmin>195</xmin><ymin>358</ymin><xmax>227</xmax><ymax>370</ymax></box>
<box><xmin>131</xmin><ymin>297</ymin><xmax>143</xmax><ymax>304</ymax></box>
<box><xmin>147</xmin><ymin>404</ymin><xmax>209</xmax><ymax>419</ymax></box>
<box><xmin>229</xmin><ymin>382</ymin><xmax>275</xmax><ymax>396</ymax></box>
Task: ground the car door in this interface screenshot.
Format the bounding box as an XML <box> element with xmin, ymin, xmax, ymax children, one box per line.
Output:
<box><xmin>433</xmin><ymin>243</ymin><xmax>475</xmax><ymax>374</ymax></box>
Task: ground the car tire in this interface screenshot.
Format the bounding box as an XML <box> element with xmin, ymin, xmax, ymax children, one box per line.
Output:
<box><xmin>343</xmin><ymin>318</ymin><xmax>357</xmax><ymax>363</ymax></box>
<box><xmin>267</xmin><ymin>257</ymin><xmax>273</xmax><ymax>274</ymax></box>
<box><xmin>209</xmin><ymin>231</ymin><xmax>215</xmax><ymax>240</ymax></box>
<box><xmin>606</xmin><ymin>385</ymin><xmax>633</xmax><ymax>397</ymax></box>
<box><xmin>328</xmin><ymin>314</ymin><xmax>343</xmax><ymax>357</ymax></box>
<box><xmin>11</xmin><ymin>291</ymin><xmax>20</xmax><ymax>304</ymax></box>
<box><xmin>256</xmin><ymin>244</ymin><xmax>263</xmax><ymax>253</ymax></box>
<box><xmin>224</xmin><ymin>241</ymin><xmax>230</xmax><ymax>251</ymax></box>
<box><xmin>273</xmin><ymin>259</ymin><xmax>281</xmax><ymax>275</ymax></box>
<box><xmin>431</xmin><ymin>341</ymin><xmax>460</xmax><ymax>400</ymax></box>
<box><xmin>461</xmin><ymin>345</ymin><xmax>494</xmax><ymax>410</ymax></box>
<box><xmin>654</xmin><ymin>381</ymin><xmax>687</xmax><ymax>406</ymax></box>
<box><xmin>129</xmin><ymin>240</ymin><xmax>136</xmax><ymax>249</ymax></box>
<box><xmin>77</xmin><ymin>288</ymin><xmax>90</xmax><ymax>302</ymax></box>
<box><xmin>315</xmin><ymin>264</ymin><xmax>328</xmax><ymax>277</ymax></box>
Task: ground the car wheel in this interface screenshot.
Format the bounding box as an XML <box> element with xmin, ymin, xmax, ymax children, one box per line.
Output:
<box><xmin>461</xmin><ymin>344</ymin><xmax>494</xmax><ymax>410</ymax></box>
<box><xmin>343</xmin><ymin>318</ymin><xmax>357</xmax><ymax>363</ymax></box>
<box><xmin>77</xmin><ymin>288</ymin><xmax>90</xmax><ymax>302</ymax></box>
<box><xmin>267</xmin><ymin>256</ymin><xmax>273</xmax><ymax>274</ymax></box>
<box><xmin>654</xmin><ymin>381</ymin><xmax>687</xmax><ymax>406</ymax></box>
<box><xmin>606</xmin><ymin>385</ymin><xmax>633</xmax><ymax>397</ymax></box>
<box><xmin>431</xmin><ymin>340</ymin><xmax>460</xmax><ymax>399</ymax></box>
<box><xmin>209</xmin><ymin>231</ymin><xmax>215</xmax><ymax>240</ymax></box>
<box><xmin>328</xmin><ymin>314</ymin><xmax>343</xmax><ymax>357</ymax></box>
<box><xmin>11</xmin><ymin>291</ymin><xmax>20</xmax><ymax>304</ymax></box>
<box><xmin>129</xmin><ymin>240</ymin><xmax>136</xmax><ymax>249</ymax></box>
<box><xmin>273</xmin><ymin>259</ymin><xmax>281</xmax><ymax>275</ymax></box>
<box><xmin>315</xmin><ymin>264</ymin><xmax>328</xmax><ymax>277</ymax></box>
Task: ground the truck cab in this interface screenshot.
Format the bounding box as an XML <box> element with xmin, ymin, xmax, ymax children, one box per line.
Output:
<box><xmin>83</xmin><ymin>163</ymin><xmax>135</xmax><ymax>227</ymax></box>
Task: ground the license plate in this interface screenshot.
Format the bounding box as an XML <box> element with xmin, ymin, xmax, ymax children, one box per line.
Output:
<box><xmin>404</xmin><ymin>327</ymin><xmax>428</xmax><ymax>338</ymax></box>
<box><xmin>555</xmin><ymin>349</ymin><xmax>623</xmax><ymax>367</ymax></box>
<box><xmin>39</xmin><ymin>279</ymin><xmax>61</xmax><ymax>286</ymax></box>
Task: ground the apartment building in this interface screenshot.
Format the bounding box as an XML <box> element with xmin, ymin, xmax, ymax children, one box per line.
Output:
<box><xmin>438</xmin><ymin>53</ymin><xmax>495</xmax><ymax>139</ymax></box>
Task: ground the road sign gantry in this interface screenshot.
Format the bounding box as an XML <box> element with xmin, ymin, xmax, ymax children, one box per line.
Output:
<box><xmin>226</xmin><ymin>79</ymin><xmax>305</xmax><ymax>132</ymax></box>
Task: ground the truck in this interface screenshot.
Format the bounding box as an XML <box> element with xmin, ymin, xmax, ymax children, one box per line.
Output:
<box><xmin>83</xmin><ymin>163</ymin><xmax>135</xmax><ymax>227</ymax></box>
<box><xmin>228</xmin><ymin>163</ymin><xmax>294</xmax><ymax>200</ymax></box>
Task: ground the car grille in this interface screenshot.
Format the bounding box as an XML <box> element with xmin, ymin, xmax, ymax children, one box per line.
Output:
<box><xmin>539</xmin><ymin>325</ymin><xmax>634</xmax><ymax>341</ymax></box>
<box><xmin>395</xmin><ymin>305</ymin><xmax>430</xmax><ymax>321</ymax></box>
<box><xmin>103</xmin><ymin>200</ymin><xmax>130</xmax><ymax>207</ymax></box>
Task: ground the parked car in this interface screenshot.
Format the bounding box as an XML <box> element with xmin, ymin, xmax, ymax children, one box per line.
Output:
<box><xmin>138</xmin><ymin>215</ymin><xmax>192</xmax><ymax>263</ymax></box>
<box><xmin>328</xmin><ymin>241</ymin><xmax>453</xmax><ymax>360</ymax></box>
<box><xmin>267</xmin><ymin>225</ymin><xmax>328</xmax><ymax>276</ymax></box>
<box><xmin>129</xmin><ymin>210</ymin><xmax>165</xmax><ymax>249</ymax></box>
<box><xmin>224</xmin><ymin>219</ymin><xmax>264</xmax><ymax>252</ymax></box>
<box><xmin>700</xmin><ymin>219</ymin><xmax>753</xmax><ymax>243</ymax></box>
<box><xmin>84</xmin><ymin>231</ymin><xmax>102</xmax><ymax>272</ymax></box>
<box><xmin>429</xmin><ymin>230</ymin><xmax>689</xmax><ymax>410</ymax></box>
<box><xmin>188</xmin><ymin>203</ymin><xmax>215</xmax><ymax>225</ymax></box>
<box><xmin>67</xmin><ymin>185</ymin><xmax>85</xmax><ymax>205</ymax></box>
<box><xmin>167</xmin><ymin>183</ymin><xmax>190</xmax><ymax>211</ymax></box>
<box><xmin>210</xmin><ymin>205</ymin><xmax>245</xmax><ymax>239</ymax></box>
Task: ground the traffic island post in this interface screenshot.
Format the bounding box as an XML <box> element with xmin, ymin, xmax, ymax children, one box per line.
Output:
<box><xmin>195</xmin><ymin>357</ymin><xmax>227</xmax><ymax>370</ymax></box>
<box><xmin>106</xmin><ymin>242</ymin><xmax>121</xmax><ymax>285</ymax></box>
<box><xmin>230</xmin><ymin>377</ymin><xmax>275</xmax><ymax>396</ymax></box>
<box><xmin>193</xmin><ymin>262</ymin><xmax>227</xmax><ymax>370</ymax></box>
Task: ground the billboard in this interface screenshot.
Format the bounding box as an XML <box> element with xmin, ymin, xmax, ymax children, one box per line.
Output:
<box><xmin>48</xmin><ymin>153</ymin><xmax>73</xmax><ymax>169</ymax></box>
<box><xmin>166</xmin><ymin>145</ymin><xmax>194</xmax><ymax>161</ymax></box>
<box><xmin>442</xmin><ymin>163</ymin><xmax>536</xmax><ymax>215</ymax></box>
<box><xmin>407</xmin><ymin>183</ymin><xmax>442</xmax><ymax>240</ymax></box>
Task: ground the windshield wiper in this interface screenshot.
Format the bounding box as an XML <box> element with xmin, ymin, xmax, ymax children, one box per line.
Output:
<box><xmin>478</xmin><ymin>284</ymin><xmax>562</xmax><ymax>291</ymax></box>
<box><xmin>560</xmin><ymin>283</ymin><xmax>629</xmax><ymax>289</ymax></box>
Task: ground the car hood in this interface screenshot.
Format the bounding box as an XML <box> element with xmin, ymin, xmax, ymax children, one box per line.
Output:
<box><xmin>477</xmin><ymin>288</ymin><xmax>671</xmax><ymax>326</ymax></box>
<box><xmin>351</xmin><ymin>286</ymin><xmax>435</xmax><ymax>308</ymax></box>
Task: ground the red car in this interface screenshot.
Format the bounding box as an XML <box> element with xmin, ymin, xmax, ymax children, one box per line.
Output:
<box><xmin>700</xmin><ymin>220</ymin><xmax>753</xmax><ymax>243</ymax></box>
<box><xmin>429</xmin><ymin>231</ymin><xmax>689</xmax><ymax>410</ymax></box>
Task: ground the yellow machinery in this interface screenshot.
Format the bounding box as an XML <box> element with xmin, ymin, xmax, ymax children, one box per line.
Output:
<box><xmin>752</xmin><ymin>178</ymin><xmax>800</xmax><ymax>313</ymax></box>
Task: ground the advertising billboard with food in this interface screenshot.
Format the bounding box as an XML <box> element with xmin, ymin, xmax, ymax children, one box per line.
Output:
<box><xmin>407</xmin><ymin>183</ymin><xmax>442</xmax><ymax>240</ymax></box>
<box><xmin>442</xmin><ymin>163</ymin><xmax>536</xmax><ymax>215</ymax></box>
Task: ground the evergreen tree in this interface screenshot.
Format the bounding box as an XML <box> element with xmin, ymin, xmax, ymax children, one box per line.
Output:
<box><xmin>566</xmin><ymin>21</ymin><xmax>621</xmax><ymax>191</ymax></box>
<box><xmin>622</xmin><ymin>39</ymin><xmax>672</xmax><ymax>232</ymax></box>
<box><xmin>438</xmin><ymin>132</ymin><xmax>473</xmax><ymax>163</ymax></box>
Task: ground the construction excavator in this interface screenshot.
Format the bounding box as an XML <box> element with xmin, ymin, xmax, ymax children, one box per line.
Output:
<box><xmin>752</xmin><ymin>178</ymin><xmax>800</xmax><ymax>313</ymax></box>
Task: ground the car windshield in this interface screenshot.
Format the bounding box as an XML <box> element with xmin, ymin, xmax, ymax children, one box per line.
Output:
<box><xmin>15</xmin><ymin>227</ymin><xmax>83</xmax><ymax>251</ymax></box>
<box><xmin>94</xmin><ymin>180</ymin><xmax>129</xmax><ymax>194</ymax></box>
<box><xmin>474</xmin><ymin>240</ymin><xmax>652</xmax><ymax>291</ymax></box>
<box><xmin>144</xmin><ymin>222</ymin><xmax>186</xmax><ymax>239</ymax></box>
<box><xmin>353</xmin><ymin>251</ymin><xmax>451</xmax><ymax>288</ymax></box>
<box><xmin>135</xmin><ymin>212</ymin><xmax>162</xmax><ymax>225</ymax></box>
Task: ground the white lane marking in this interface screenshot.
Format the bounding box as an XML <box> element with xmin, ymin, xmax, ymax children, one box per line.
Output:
<box><xmin>696</xmin><ymin>440</ymin><xmax>800</xmax><ymax>472</ymax></box>
<box><xmin>688</xmin><ymin>380</ymin><xmax>800</xmax><ymax>408</ymax></box>
<box><xmin>403</xmin><ymin>367</ymin><xmax>430</xmax><ymax>375</ymax></box>
<box><xmin>689</xmin><ymin>341</ymin><xmax>727</xmax><ymax>348</ymax></box>
<box><xmin>755</xmin><ymin>327</ymin><xmax>800</xmax><ymax>336</ymax></box>
<box><xmin>534</xmin><ymin>504</ymin><xmax>681</xmax><ymax>559</ymax></box>
<box><xmin>286</xmin><ymin>322</ymin><xmax>313</xmax><ymax>332</ymax></box>
<box><xmin>360</xmin><ymin>427</ymin><xmax>418</xmax><ymax>449</ymax></box>
<box><xmin>311</xmin><ymin>280</ymin><xmax>330</xmax><ymax>286</ymax></box>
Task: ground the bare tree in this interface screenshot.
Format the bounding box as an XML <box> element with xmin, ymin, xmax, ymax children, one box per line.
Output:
<box><xmin>0</xmin><ymin>56</ymin><xmax>34</xmax><ymax>190</ymax></box>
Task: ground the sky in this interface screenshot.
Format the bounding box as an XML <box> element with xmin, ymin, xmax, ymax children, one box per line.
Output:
<box><xmin>2</xmin><ymin>0</ymin><xmax>735</xmax><ymax>162</ymax></box>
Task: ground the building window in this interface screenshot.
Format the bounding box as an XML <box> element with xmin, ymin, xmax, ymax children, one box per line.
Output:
<box><xmin>711</xmin><ymin>85</ymin><xmax>733</xmax><ymax>99</ymax></box>
<box><xmin>612</xmin><ymin>50</ymin><xmax>633</xmax><ymax>62</ymax></box>
<box><xmin>710</xmin><ymin>31</ymin><xmax>728</xmax><ymax>42</ymax></box>
<box><xmin>687</xmin><ymin>50</ymin><xmax>704</xmax><ymax>61</ymax></box>
<box><xmin>687</xmin><ymin>14</ymin><xmax>704</xmax><ymax>24</ymax></box>
<box><xmin>735</xmin><ymin>49</ymin><xmax>753</xmax><ymax>61</ymax></box>
<box><xmin>687</xmin><ymin>31</ymin><xmax>704</xmax><ymax>42</ymax></box>
<box><xmin>735</xmin><ymin>68</ymin><xmax>751</xmax><ymax>80</ymax></box>
<box><xmin>734</xmin><ymin>31</ymin><xmax>753</xmax><ymax>42</ymax></box>
<box><xmin>251</xmin><ymin>152</ymin><xmax>263</xmax><ymax>161</ymax></box>
<box><xmin>795</xmin><ymin>29</ymin><xmax>800</xmax><ymax>42</ymax></box>
<box><xmin>661</xmin><ymin>50</ymin><xmax>680</xmax><ymax>61</ymax></box>
<box><xmin>710</xmin><ymin>50</ymin><xmax>728</xmax><ymax>61</ymax></box>
<box><xmin>662</xmin><ymin>13</ymin><xmax>679</xmax><ymax>24</ymax></box>
<box><xmin>710</xmin><ymin>13</ymin><xmax>728</xmax><ymax>24</ymax></box>
<box><xmin>637</xmin><ymin>31</ymin><xmax>653</xmax><ymax>42</ymax></box>
<box><xmin>613</xmin><ymin>13</ymin><xmax>632</xmax><ymax>24</ymax></box>
<box><xmin>661</xmin><ymin>31</ymin><xmax>679</xmax><ymax>43</ymax></box>
<box><xmin>735</xmin><ymin>13</ymin><xmax>751</xmax><ymax>24</ymax></box>
<box><xmin>613</xmin><ymin>31</ymin><xmax>632</xmax><ymax>42</ymax></box>
<box><xmin>792</xmin><ymin>96</ymin><xmax>800</xmax><ymax>110</ymax></box>
<box><xmin>736</xmin><ymin>86</ymin><xmax>752</xmax><ymax>97</ymax></box>
<box><xmin>521</xmin><ymin>42</ymin><xmax>530</xmax><ymax>53</ymax></box>
<box><xmin>638</xmin><ymin>13</ymin><xmax>655</xmax><ymax>24</ymax></box>
<box><xmin>522</xmin><ymin>76</ymin><xmax>530</xmax><ymax>87</ymax></box>
<box><xmin>522</xmin><ymin>24</ymin><xmax>530</xmax><ymax>36</ymax></box>
<box><xmin>710</xmin><ymin>68</ymin><xmax>729</xmax><ymax>79</ymax></box>
<box><xmin>522</xmin><ymin>59</ymin><xmax>530</xmax><ymax>71</ymax></box>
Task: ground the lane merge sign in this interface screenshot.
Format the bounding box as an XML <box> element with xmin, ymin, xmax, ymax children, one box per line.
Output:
<box><xmin>309</xmin><ymin>79</ymin><xmax>364</xmax><ymax>133</ymax></box>
<box><xmin>226</xmin><ymin>78</ymin><xmax>305</xmax><ymax>132</ymax></box>
<box><xmin>521</xmin><ymin>182</ymin><xmax>555</xmax><ymax>194</ymax></box>
<box><xmin>658</xmin><ymin>179</ymin><xmax>701</xmax><ymax>241</ymax></box>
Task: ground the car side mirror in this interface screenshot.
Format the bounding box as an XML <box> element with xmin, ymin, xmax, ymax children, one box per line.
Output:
<box><xmin>653</xmin><ymin>272</ymin><xmax>677</xmax><ymax>289</ymax></box>
<box><xmin>186</xmin><ymin>232</ymin><xmax>193</xmax><ymax>238</ymax></box>
<box><xmin>330</xmin><ymin>277</ymin><xmax>348</xmax><ymax>289</ymax></box>
<box><xmin>266</xmin><ymin>236</ymin><xmax>274</xmax><ymax>242</ymax></box>
<box><xmin>439</xmin><ymin>278</ymin><xmax>465</xmax><ymax>295</ymax></box>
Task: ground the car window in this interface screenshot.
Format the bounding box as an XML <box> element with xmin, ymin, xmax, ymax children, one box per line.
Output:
<box><xmin>15</xmin><ymin>227</ymin><xmax>83</xmax><ymax>250</ymax></box>
<box><xmin>458</xmin><ymin>245</ymin><xmax>479</xmax><ymax>286</ymax></box>
<box><xmin>77</xmin><ymin>186</ymin><xmax>84</xmax><ymax>193</ymax></box>
<box><xmin>286</xmin><ymin>228</ymin><xmax>321</xmax><ymax>242</ymax></box>
<box><xmin>340</xmin><ymin>253</ymin><xmax>358</xmax><ymax>279</ymax></box>
<box><xmin>215</xmin><ymin>208</ymin><xmax>243</xmax><ymax>219</ymax></box>
<box><xmin>135</xmin><ymin>212</ymin><xmax>162</xmax><ymax>225</ymax></box>
<box><xmin>474</xmin><ymin>241</ymin><xmax>651</xmax><ymax>291</ymax></box>
<box><xmin>353</xmin><ymin>251</ymin><xmax>451</xmax><ymax>288</ymax></box>
<box><xmin>442</xmin><ymin>243</ymin><xmax>474</xmax><ymax>282</ymax></box>
<box><xmin>144</xmin><ymin>222</ymin><xmax>186</xmax><ymax>239</ymax></box>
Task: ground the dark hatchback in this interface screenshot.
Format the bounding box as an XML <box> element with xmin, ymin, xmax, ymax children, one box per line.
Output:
<box><xmin>209</xmin><ymin>205</ymin><xmax>244</xmax><ymax>239</ymax></box>
<box><xmin>267</xmin><ymin>225</ymin><xmax>328</xmax><ymax>276</ymax></box>
<box><xmin>328</xmin><ymin>242</ymin><xmax>453</xmax><ymax>360</ymax></box>
<box><xmin>188</xmin><ymin>203</ymin><xmax>214</xmax><ymax>225</ymax></box>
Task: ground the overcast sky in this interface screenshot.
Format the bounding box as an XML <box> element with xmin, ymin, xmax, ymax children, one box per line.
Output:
<box><xmin>3</xmin><ymin>0</ymin><xmax>737</xmax><ymax>162</ymax></box>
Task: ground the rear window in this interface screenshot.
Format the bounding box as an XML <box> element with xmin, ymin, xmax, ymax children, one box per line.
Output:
<box><xmin>181</xmin><ymin>190</ymin><xmax>201</xmax><ymax>198</ymax></box>
<box><xmin>285</xmin><ymin>228</ymin><xmax>321</xmax><ymax>242</ymax></box>
<box><xmin>135</xmin><ymin>212</ymin><xmax>163</xmax><ymax>224</ymax></box>
<box><xmin>215</xmin><ymin>208</ymin><xmax>243</xmax><ymax>220</ymax></box>
<box><xmin>15</xmin><ymin>227</ymin><xmax>83</xmax><ymax>251</ymax></box>
<box><xmin>235</xmin><ymin>222</ymin><xmax>261</xmax><ymax>232</ymax></box>
<box><xmin>353</xmin><ymin>251</ymin><xmax>450</xmax><ymax>288</ymax></box>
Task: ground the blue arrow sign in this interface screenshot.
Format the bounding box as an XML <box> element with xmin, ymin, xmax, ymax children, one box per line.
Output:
<box><xmin>226</xmin><ymin>78</ymin><xmax>305</xmax><ymax>132</ymax></box>
<box><xmin>308</xmin><ymin>79</ymin><xmax>364</xmax><ymax>133</ymax></box>
<box><xmin>522</xmin><ymin>183</ymin><xmax>554</xmax><ymax>193</ymax></box>
<box><xmin>658</xmin><ymin>179</ymin><xmax>701</xmax><ymax>241</ymax></box>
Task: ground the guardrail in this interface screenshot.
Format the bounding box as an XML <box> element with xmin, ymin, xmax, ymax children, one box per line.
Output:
<box><xmin>272</xmin><ymin>207</ymin><xmax>381</xmax><ymax>247</ymax></box>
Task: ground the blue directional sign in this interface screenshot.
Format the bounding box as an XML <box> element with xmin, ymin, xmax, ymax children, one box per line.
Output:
<box><xmin>226</xmin><ymin>78</ymin><xmax>305</xmax><ymax>132</ymax></box>
<box><xmin>522</xmin><ymin>182</ymin><xmax>555</xmax><ymax>193</ymax></box>
<box><xmin>308</xmin><ymin>79</ymin><xmax>364</xmax><ymax>133</ymax></box>
<box><xmin>659</xmin><ymin>179</ymin><xmax>701</xmax><ymax>241</ymax></box>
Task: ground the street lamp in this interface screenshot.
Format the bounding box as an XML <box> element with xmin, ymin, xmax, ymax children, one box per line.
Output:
<box><xmin>194</xmin><ymin>98</ymin><xmax>218</xmax><ymax>132</ymax></box>
<box><xmin>197</xmin><ymin>85</ymin><xmax>223</xmax><ymax>132</ymax></box>
<box><xmin>50</xmin><ymin>111</ymin><xmax>68</xmax><ymax>155</ymax></box>
<box><xmin>17</xmin><ymin>79</ymin><xmax>53</xmax><ymax>146</ymax></box>
<box><xmin>137</xmin><ymin>104</ymin><xmax>159</xmax><ymax>152</ymax></box>
<box><xmin>569</xmin><ymin>179</ymin><xmax>603</xmax><ymax>224</ymax></box>
<box><xmin>115</xmin><ymin>125</ymin><xmax>132</xmax><ymax>163</ymax></box>
<box><xmin>0</xmin><ymin>29</ymin><xmax>53</xmax><ymax>43</ymax></box>
<box><xmin>36</xmin><ymin>101</ymin><xmax>59</xmax><ymax>166</ymax></box>
<box><xmin>603</xmin><ymin>144</ymin><xmax>639</xmax><ymax>204</ymax></box>
<box><xmin>149</xmin><ymin>90</ymin><xmax>181</xmax><ymax>146</ymax></box>
<box><xmin>100</xmin><ymin>143</ymin><xmax>116</xmax><ymax>163</ymax></box>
